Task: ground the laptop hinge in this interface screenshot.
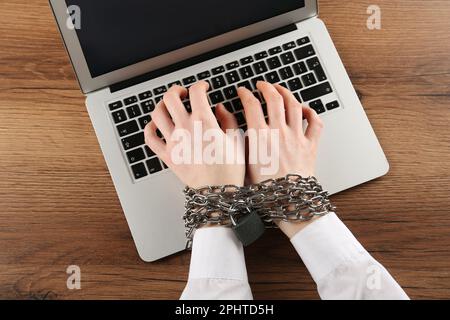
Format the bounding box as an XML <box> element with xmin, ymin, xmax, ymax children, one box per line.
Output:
<box><xmin>109</xmin><ymin>24</ymin><xmax>298</xmax><ymax>93</ymax></box>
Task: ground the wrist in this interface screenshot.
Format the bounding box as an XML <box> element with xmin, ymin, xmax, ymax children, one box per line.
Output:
<box><xmin>189</xmin><ymin>177</ymin><xmax>244</xmax><ymax>189</ymax></box>
<box><xmin>276</xmin><ymin>216</ymin><xmax>322</xmax><ymax>239</ymax></box>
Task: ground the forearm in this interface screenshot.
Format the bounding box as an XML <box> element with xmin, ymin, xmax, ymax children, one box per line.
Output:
<box><xmin>289</xmin><ymin>213</ymin><xmax>409</xmax><ymax>300</ymax></box>
<box><xmin>180</xmin><ymin>227</ymin><xmax>253</xmax><ymax>300</ymax></box>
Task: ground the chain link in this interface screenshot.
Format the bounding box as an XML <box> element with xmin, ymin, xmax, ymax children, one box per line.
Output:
<box><xmin>183</xmin><ymin>175</ymin><xmax>336</xmax><ymax>248</ymax></box>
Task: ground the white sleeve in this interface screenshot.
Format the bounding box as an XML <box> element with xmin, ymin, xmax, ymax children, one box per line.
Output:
<box><xmin>180</xmin><ymin>227</ymin><xmax>253</xmax><ymax>300</ymax></box>
<box><xmin>290</xmin><ymin>213</ymin><xmax>409</xmax><ymax>300</ymax></box>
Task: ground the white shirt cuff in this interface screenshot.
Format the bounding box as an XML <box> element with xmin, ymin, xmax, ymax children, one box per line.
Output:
<box><xmin>188</xmin><ymin>227</ymin><xmax>248</xmax><ymax>281</ymax></box>
<box><xmin>290</xmin><ymin>213</ymin><xmax>371</xmax><ymax>283</ymax></box>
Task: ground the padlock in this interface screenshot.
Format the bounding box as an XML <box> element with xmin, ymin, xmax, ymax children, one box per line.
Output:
<box><xmin>231</xmin><ymin>211</ymin><xmax>265</xmax><ymax>246</ymax></box>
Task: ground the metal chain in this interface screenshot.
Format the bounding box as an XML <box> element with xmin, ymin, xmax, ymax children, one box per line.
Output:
<box><xmin>183</xmin><ymin>175</ymin><xmax>336</xmax><ymax>248</ymax></box>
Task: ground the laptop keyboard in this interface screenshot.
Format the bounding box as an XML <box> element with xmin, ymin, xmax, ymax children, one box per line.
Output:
<box><xmin>108</xmin><ymin>36</ymin><xmax>340</xmax><ymax>181</ymax></box>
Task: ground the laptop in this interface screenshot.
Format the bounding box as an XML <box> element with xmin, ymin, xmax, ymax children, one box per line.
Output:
<box><xmin>50</xmin><ymin>0</ymin><xmax>389</xmax><ymax>261</ymax></box>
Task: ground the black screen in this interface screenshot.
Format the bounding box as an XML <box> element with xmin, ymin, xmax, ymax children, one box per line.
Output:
<box><xmin>66</xmin><ymin>0</ymin><xmax>305</xmax><ymax>77</ymax></box>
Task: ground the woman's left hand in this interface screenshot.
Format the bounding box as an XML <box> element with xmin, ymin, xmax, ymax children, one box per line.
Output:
<box><xmin>144</xmin><ymin>81</ymin><xmax>245</xmax><ymax>189</ymax></box>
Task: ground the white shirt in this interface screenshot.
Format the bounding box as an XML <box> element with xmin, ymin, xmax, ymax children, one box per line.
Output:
<box><xmin>180</xmin><ymin>213</ymin><xmax>409</xmax><ymax>300</ymax></box>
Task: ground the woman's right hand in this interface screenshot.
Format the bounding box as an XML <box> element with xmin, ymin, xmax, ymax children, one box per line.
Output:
<box><xmin>238</xmin><ymin>81</ymin><xmax>324</xmax><ymax>237</ymax></box>
<box><xmin>239</xmin><ymin>81</ymin><xmax>323</xmax><ymax>183</ymax></box>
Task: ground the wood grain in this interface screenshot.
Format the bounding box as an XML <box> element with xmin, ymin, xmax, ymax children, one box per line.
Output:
<box><xmin>0</xmin><ymin>0</ymin><xmax>449</xmax><ymax>299</ymax></box>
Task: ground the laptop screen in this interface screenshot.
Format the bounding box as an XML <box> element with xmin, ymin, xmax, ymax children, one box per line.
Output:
<box><xmin>65</xmin><ymin>0</ymin><xmax>305</xmax><ymax>78</ymax></box>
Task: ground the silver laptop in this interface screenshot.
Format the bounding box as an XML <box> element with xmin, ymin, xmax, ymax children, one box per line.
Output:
<box><xmin>50</xmin><ymin>0</ymin><xmax>389</xmax><ymax>261</ymax></box>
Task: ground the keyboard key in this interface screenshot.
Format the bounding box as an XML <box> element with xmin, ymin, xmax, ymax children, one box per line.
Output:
<box><xmin>204</xmin><ymin>79</ymin><xmax>213</xmax><ymax>91</ymax></box>
<box><xmin>253</xmin><ymin>91</ymin><xmax>263</xmax><ymax>102</ymax></box>
<box><xmin>306</xmin><ymin>57</ymin><xmax>327</xmax><ymax>81</ymax></box>
<box><xmin>240</xmin><ymin>56</ymin><xmax>254</xmax><ymax>65</ymax></box>
<box><xmin>232</xmin><ymin>98</ymin><xmax>243</xmax><ymax>112</ymax></box>
<box><xmin>112</xmin><ymin>109</ymin><xmax>127</xmax><ymax>124</ymax></box>
<box><xmin>267</xmin><ymin>56</ymin><xmax>282</xmax><ymax>70</ymax></box>
<box><xmin>296</xmin><ymin>36</ymin><xmax>310</xmax><ymax>46</ymax></box>
<box><xmin>161</xmin><ymin>161</ymin><xmax>168</xmax><ymax>169</ymax></box>
<box><xmin>235</xmin><ymin>112</ymin><xmax>246</xmax><ymax>126</ymax></box>
<box><xmin>265</xmin><ymin>71</ymin><xmax>280</xmax><ymax>84</ymax></box>
<box><xmin>126</xmin><ymin>147</ymin><xmax>146</xmax><ymax>164</ymax></box>
<box><xmin>155</xmin><ymin>95</ymin><xmax>163</xmax><ymax>103</ymax></box>
<box><xmin>122</xmin><ymin>132</ymin><xmax>145</xmax><ymax>151</ymax></box>
<box><xmin>109</xmin><ymin>101</ymin><xmax>123</xmax><ymax>111</ymax></box>
<box><xmin>153</xmin><ymin>86</ymin><xmax>167</xmax><ymax>96</ymax></box>
<box><xmin>251</xmin><ymin>76</ymin><xmax>264</xmax><ymax>89</ymax></box>
<box><xmin>209</xmin><ymin>91</ymin><xmax>225</xmax><ymax>104</ymax></box>
<box><xmin>237</xmin><ymin>81</ymin><xmax>252</xmax><ymax>91</ymax></box>
<box><xmin>282</xmin><ymin>41</ymin><xmax>296</xmax><ymax>50</ymax></box>
<box><xmin>239</xmin><ymin>66</ymin><xmax>254</xmax><ymax>79</ymax></box>
<box><xmin>131</xmin><ymin>162</ymin><xmax>147</xmax><ymax>179</ymax></box>
<box><xmin>117</xmin><ymin>120</ymin><xmax>139</xmax><ymax>137</ymax></box>
<box><xmin>261</xmin><ymin>103</ymin><xmax>268</xmax><ymax>116</ymax></box>
<box><xmin>138</xmin><ymin>91</ymin><xmax>152</xmax><ymax>101</ymax></box>
<box><xmin>138</xmin><ymin>115</ymin><xmax>151</xmax><ymax>129</ymax></box>
<box><xmin>294</xmin><ymin>45</ymin><xmax>315</xmax><ymax>60</ymax></box>
<box><xmin>145</xmin><ymin>145</ymin><xmax>155</xmax><ymax>157</ymax></box>
<box><xmin>223</xmin><ymin>86</ymin><xmax>238</xmax><ymax>100</ymax></box>
<box><xmin>301</xmin><ymin>72</ymin><xmax>317</xmax><ymax>86</ymax></box>
<box><xmin>280</xmin><ymin>52</ymin><xmax>295</xmax><ymax>65</ymax></box>
<box><xmin>182</xmin><ymin>76</ymin><xmax>197</xmax><ymax>86</ymax></box>
<box><xmin>212</xmin><ymin>66</ymin><xmax>225</xmax><ymax>75</ymax></box>
<box><xmin>253</xmin><ymin>61</ymin><xmax>268</xmax><ymax>74</ymax></box>
<box><xmin>253</xmin><ymin>91</ymin><xmax>264</xmax><ymax>103</ymax></box>
<box><xmin>306</xmin><ymin>57</ymin><xmax>321</xmax><ymax>70</ymax></box>
<box><xmin>309</xmin><ymin>99</ymin><xmax>326</xmax><ymax>114</ymax></box>
<box><xmin>293</xmin><ymin>61</ymin><xmax>308</xmax><ymax>75</ymax></box>
<box><xmin>197</xmin><ymin>71</ymin><xmax>211</xmax><ymax>80</ymax></box>
<box><xmin>268</xmin><ymin>46</ymin><xmax>282</xmax><ymax>55</ymax></box>
<box><xmin>279</xmin><ymin>66</ymin><xmax>294</xmax><ymax>80</ymax></box>
<box><xmin>183</xmin><ymin>100</ymin><xmax>192</xmax><ymax>113</ymax></box>
<box><xmin>226</xmin><ymin>61</ymin><xmax>239</xmax><ymax>70</ymax></box>
<box><xmin>287</xmin><ymin>78</ymin><xmax>303</xmax><ymax>91</ymax></box>
<box><xmin>293</xmin><ymin>92</ymin><xmax>302</xmax><ymax>103</ymax></box>
<box><xmin>168</xmin><ymin>80</ymin><xmax>182</xmax><ymax>88</ymax></box>
<box><xmin>279</xmin><ymin>82</ymin><xmax>287</xmax><ymax>88</ymax></box>
<box><xmin>225</xmin><ymin>71</ymin><xmax>240</xmax><ymax>83</ymax></box>
<box><xmin>126</xmin><ymin>105</ymin><xmax>142</xmax><ymax>119</ymax></box>
<box><xmin>146</xmin><ymin>157</ymin><xmax>163</xmax><ymax>174</ymax></box>
<box><xmin>300</xmin><ymin>82</ymin><xmax>333</xmax><ymax>102</ymax></box>
<box><xmin>313</xmin><ymin>65</ymin><xmax>327</xmax><ymax>82</ymax></box>
<box><xmin>223</xmin><ymin>101</ymin><xmax>234</xmax><ymax>113</ymax></box>
<box><xmin>326</xmin><ymin>100</ymin><xmax>340</xmax><ymax>110</ymax></box>
<box><xmin>124</xmin><ymin>96</ymin><xmax>138</xmax><ymax>105</ymax></box>
<box><xmin>211</xmin><ymin>75</ymin><xmax>226</xmax><ymax>89</ymax></box>
<box><xmin>254</xmin><ymin>51</ymin><xmax>268</xmax><ymax>60</ymax></box>
<box><xmin>141</xmin><ymin>99</ymin><xmax>155</xmax><ymax>113</ymax></box>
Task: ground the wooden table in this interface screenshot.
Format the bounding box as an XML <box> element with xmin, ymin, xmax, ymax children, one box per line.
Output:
<box><xmin>0</xmin><ymin>0</ymin><xmax>449</xmax><ymax>300</ymax></box>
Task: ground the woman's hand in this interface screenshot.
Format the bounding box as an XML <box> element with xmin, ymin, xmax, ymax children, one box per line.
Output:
<box><xmin>238</xmin><ymin>81</ymin><xmax>324</xmax><ymax>237</ymax></box>
<box><xmin>144</xmin><ymin>81</ymin><xmax>245</xmax><ymax>189</ymax></box>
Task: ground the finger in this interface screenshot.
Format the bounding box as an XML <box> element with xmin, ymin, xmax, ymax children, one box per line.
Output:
<box><xmin>256</xmin><ymin>81</ymin><xmax>286</xmax><ymax>128</ymax></box>
<box><xmin>189</xmin><ymin>81</ymin><xmax>215</xmax><ymax>121</ymax></box>
<box><xmin>215</xmin><ymin>103</ymin><xmax>239</xmax><ymax>131</ymax></box>
<box><xmin>151</xmin><ymin>100</ymin><xmax>175</xmax><ymax>139</ymax></box>
<box><xmin>237</xmin><ymin>87</ymin><xmax>266</xmax><ymax>129</ymax></box>
<box><xmin>144</xmin><ymin>121</ymin><xmax>167</xmax><ymax>159</ymax></box>
<box><xmin>303</xmin><ymin>106</ymin><xmax>324</xmax><ymax>144</ymax></box>
<box><xmin>162</xmin><ymin>85</ymin><xmax>188</xmax><ymax>124</ymax></box>
<box><xmin>273</xmin><ymin>84</ymin><xmax>303</xmax><ymax>132</ymax></box>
